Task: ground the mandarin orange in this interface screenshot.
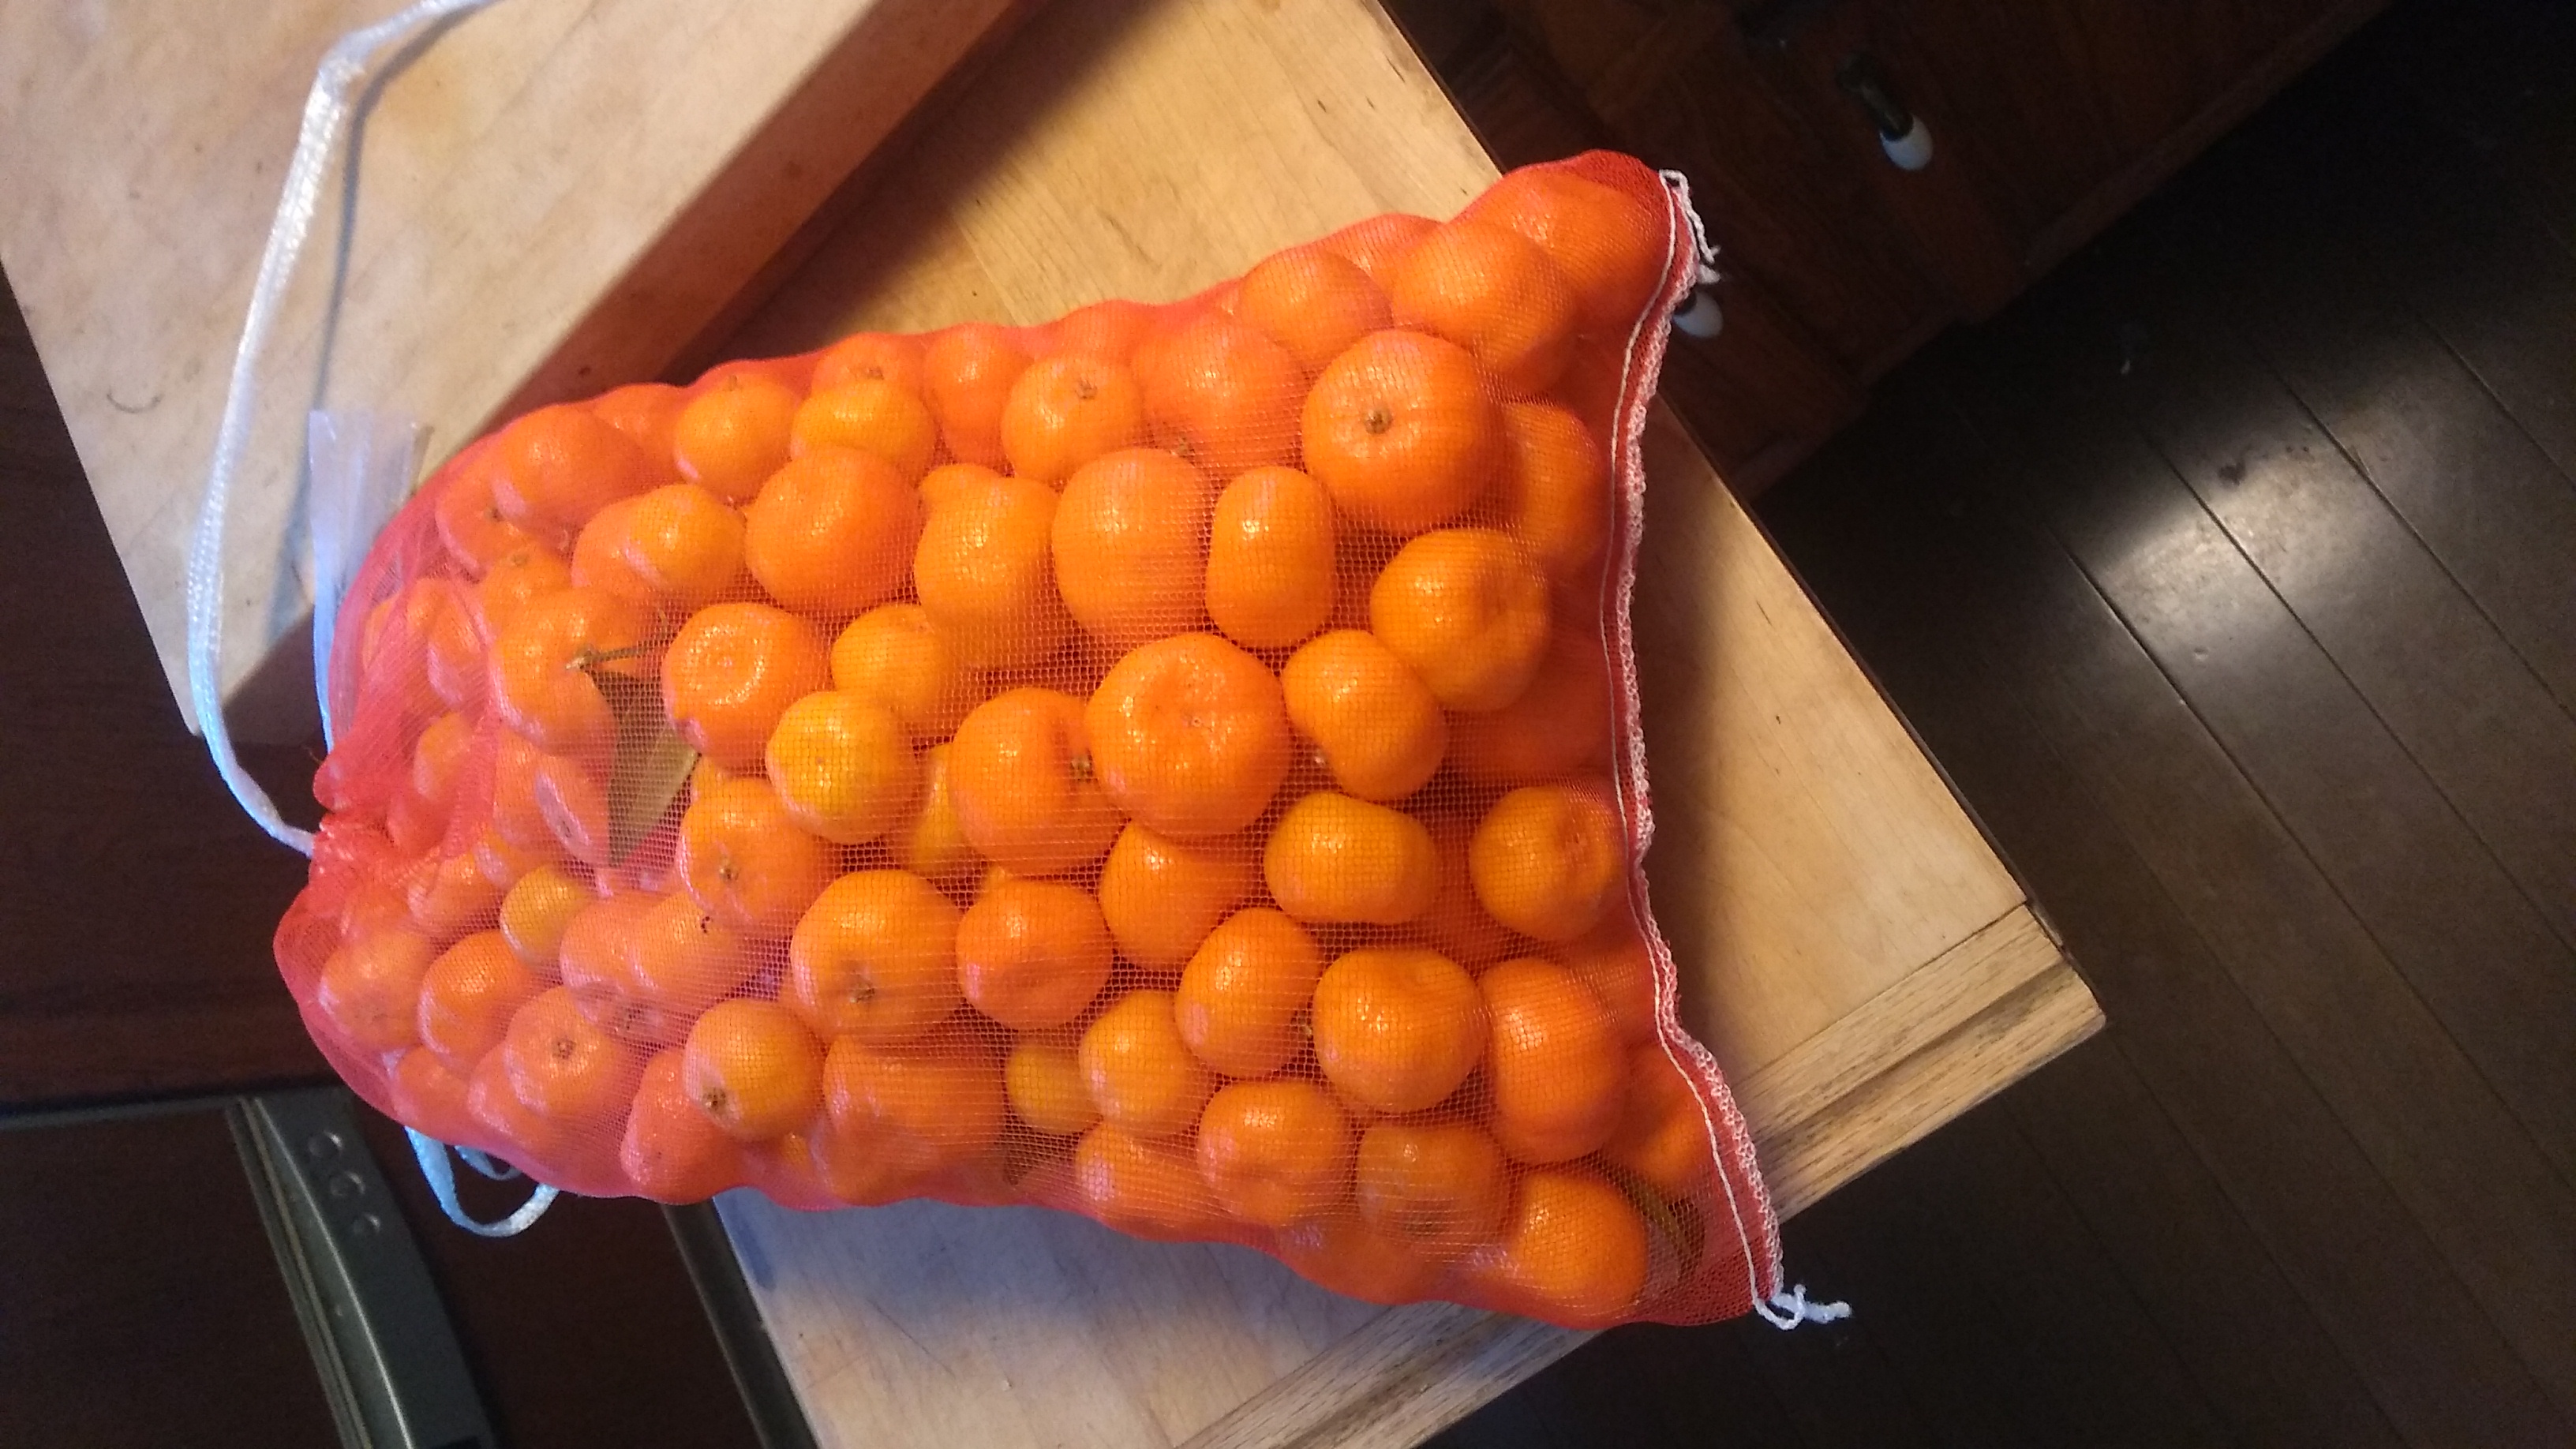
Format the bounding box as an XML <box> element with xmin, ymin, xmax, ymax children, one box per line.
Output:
<box><xmin>1309</xmin><ymin>945</ymin><xmax>1484</xmax><ymax>1114</ymax></box>
<box><xmin>1368</xmin><ymin>527</ymin><xmax>1550</xmax><ymax>711</ymax></box>
<box><xmin>784</xmin><ymin>868</ymin><xmax>964</xmax><ymax>1043</ymax></box>
<box><xmin>1173</xmin><ymin>906</ymin><xmax>1324</xmax><ymax>1079</ymax></box>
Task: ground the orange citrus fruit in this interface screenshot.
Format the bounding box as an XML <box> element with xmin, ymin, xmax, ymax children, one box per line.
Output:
<box><xmin>389</xmin><ymin>1046</ymin><xmax>479</xmax><ymax>1146</ymax></box>
<box><xmin>1413</xmin><ymin>814</ymin><xmax>1516</xmax><ymax>967</ymax></box>
<box><xmin>1276</xmin><ymin>1212</ymin><xmax>1444</xmax><ymax>1305</ymax></box>
<box><xmin>1141</xmin><ymin>314</ymin><xmax>1303</xmax><ymax>477</ymax></box>
<box><xmin>765</xmin><ymin>690</ymin><xmax>919</xmax><ymax>845</ymax></box>
<box><xmin>1559</xmin><ymin>913</ymin><xmax>1657</xmax><ymax>1046</ymax></box>
<box><xmin>1450</xmin><ymin>628</ymin><xmax>1612</xmax><ymax>786</ymax></box>
<box><xmin>569</xmin><ymin>495</ymin><xmax>660</xmax><ymax>605</ymax></box>
<box><xmin>1388</xmin><ymin>217</ymin><xmax>1579</xmax><ymax>398</ymax></box>
<box><xmin>923</xmin><ymin>323</ymin><xmax>1032</xmax><ymax>470</ymax></box>
<box><xmin>603</xmin><ymin>890</ymin><xmax>761</xmax><ymax>1043</ymax></box>
<box><xmin>784</xmin><ymin>868</ymin><xmax>964</xmax><ymax>1043</ymax></box>
<box><xmin>916</xmin><ymin>460</ymin><xmax>998</xmax><ymax>517</ymax></box>
<box><xmin>1052</xmin><ymin>447</ymin><xmax>1213</xmax><ymax>647</ymax></box>
<box><xmin>1096</xmin><ymin>822</ymin><xmax>1252</xmax><ymax>972</ymax></box>
<box><xmin>433</xmin><ymin>442</ymin><xmax>537</xmax><ymax>575</ymax></box>
<box><xmin>957</xmin><ymin>875</ymin><xmax>1115</xmax><ymax>1030</ymax></box>
<box><xmin>1005</xmin><ymin>1031</ymin><xmax>1101</xmax><ymax>1136</ymax></box>
<box><xmin>590</xmin><ymin>382</ymin><xmax>689</xmax><ymax>488</ymax></box>
<box><xmin>819</xmin><ymin>1028</ymin><xmax>1008</xmax><ymax>1198</ymax></box>
<box><xmin>1604</xmin><ymin>1045</ymin><xmax>1715</xmax><ymax>1199</ymax></box>
<box><xmin>497</xmin><ymin>862</ymin><xmax>590</xmax><ymax>973</ymax></box>
<box><xmin>1322</xmin><ymin>212</ymin><xmax>1438</xmax><ymax>284</ymax></box>
<box><xmin>1301</xmin><ymin>329</ymin><xmax>1499</xmax><ymax>536</ymax></box>
<box><xmin>912</xmin><ymin>470</ymin><xmax>1069</xmax><ymax>671</ymax></box>
<box><xmin>1197</xmin><ymin>1079</ymin><xmax>1356</xmax><ymax>1227</ymax></box>
<box><xmin>1084</xmin><ymin>632</ymin><xmax>1291</xmax><ymax>837</ymax></box>
<box><xmin>466</xmin><ymin>1046</ymin><xmax>575</xmax><ymax>1167</ymax></box>
<box><xmin>530</xmin><ymin>752</ymin><xmax>608</xmax><ymax>868</ymax></box>
<box><xmin>683</xmin><ymin>998</ymin><xmax>825</xmax><ymax>1142</ymax></box>
<box><xmin>417</xmin><ymin>930</ymin><xmax>545</xmax><ymax>1069</ymax></box>
<box><xmin>486</xmin><ymin>586</ymin><xmax>650</xmax><ymax>755</ymax></box>
<box><xmin>1234</xmin><ymin>246</ymin><xmax>1391</xmax><ymax>376</ymax></box>
<box><xmin>673</xmin><ymin>373</ymin><xmax>800</xmax><ymax>506</ymax></box>
<box><xmin>490</xmin><ymin>402</ymin><xmax>658</xmax><ymax>537</ymax></box>
<box><xmin>470</xmin><ymin>541</ymin><xmax>575</xmax><ymax>648</ymax></box>
<box><xmin>410</xmin><ymin>711</ymin><xmax>474</xmax><ymax>809</ymax></box>
<box><xmin>1173</xmin><ymin>906</ymin><xmax>1323</xmax><ymax>1079</ymax></box>
<box><xmin>1309</xmin><ymin>945</ymin><xmax>1484</xmax><ymax>1114</ymax></box>
<box><xmin>674</xmin><ymin>776</ymin><xmax>837</xmax><ymax>936</ymax></box>
<box><xmin>407</xmin><ymin>849</ymin><xmax>509</xmax><ymax>942</ymax></box>
<box><xmin>1495</xmin><ymin>401</ymin><xmax>1609</xmax><ymax>584</ymax></box>
<box><xmin>894</xmin><ymin>742</ymin><xmax>981</xmax><ymax>888</ymax></box>
<box><xmin>829</xmin><ymin>603</ymin><xmax>977</xmax><ymax>738</ymax></box>
<box><xmin>1073</xmin><ymin>1123</ymin><xmax>1222</xmax><ymax>1242</ymax></box>
<box><xmin>486</xmin><ymin>732</ymin><xmax>558</xmax><ymax>851</ymax></box>
<box><xmin>621</xmin><ymin>1048</ymin><xmax>749</xmax><ymax>1201</ymax></box>
<box><xmin>1473</xmin><ymin>1166</ymin><xmax>1649</xmax><ymax>1327</ymax></box>
<box><xmin>1369</xmin><ymin>527</ymin><xmax>1549</xmax><ymax>711</ymax></box>
<box><xmin>621</xmin><ymin>482</ymin><xmax>748</xmax><ymax>609</ymax></box>
<box><xmin>812</xmin><ymin>331</ymin><xmax>927</xmax><ymax>395</ymax></box>
<box><xmin>659</xmin><ymin>601</ymin><xmax>832</xmax><ymax>773</ymax></box>
<box><xmin>1262</xmin><ymin>792</ymin><xmax>1440</xmax><ymax>926</ymax></box>
<box><xmin>742</xmin><ymin>447</ymin><xmax>923</xmax><ymax>619</ymax></box>
<box><xmin>1466</xmin><ymin>167</ymin><xmax>1668</xmax><ymax>335</ymax></box>
<box><xmin>791</xmin><ymin>379</ymin><xmax>938</xmax><ymax>482</ymax></box>
<box><xmin>1279</xmin><ymin>630</ymin><xmax>1447</xmax><ymax>803</ymax></box>
<box><xmin>946</xmin><ymin>687</ymin><xmax>1123</xmax><ymax>876</ymax></box>
<box><xmin>500</xmin><ymin>984</ymin><xmax>641</xmax><ymax>1127</ymax></box>
<box><xmin>1480</xmin><ymin>955</ymin><xmax>1626</xmax><ymax>1163</ymax></box>
<box><xmin>315</xmin><ymin>927</ymin><xmax>438</xmax><ymax>1054</ymax></box>
<box><xmin>1079</xmin><ymin>989</ymin><xmax>1213</xmax><ymax>1139</ymax></box>
<box><xmin>1470</xmin><ymin>784</ymin><xmax>1623</xmax><ymax>942</ymax></box>
<box><xmin>1048</xmin><ymin>299</ymin><xmax>1158</xmax><ymax>364</ymax></box>
<box><xmin>1354</xmin><ymin>1120</ymin><xmax>1510</xmax><ymax>1260</ymax></box>
<box><xmin>1205</xmin><ymin>466</ymin><xmax>1337</xmax><ymax>650</ymax></box>
<box><xmin>1001</xmin><ymin>354</ymin><xmax>1148</xmax><ymax>485</ymax></box>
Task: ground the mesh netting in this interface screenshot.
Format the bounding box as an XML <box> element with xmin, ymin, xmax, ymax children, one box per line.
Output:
<box><xmin>275</xmin><ymin>152</ymin><xmax>1782</xmax><ymax>1328</ymax></box>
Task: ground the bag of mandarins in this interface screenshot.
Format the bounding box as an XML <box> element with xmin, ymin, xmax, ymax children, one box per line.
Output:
<box><xmin>271</xmin><ymin>152</ymin><xmax>1792</xmax><ymax>1328</ymax></box>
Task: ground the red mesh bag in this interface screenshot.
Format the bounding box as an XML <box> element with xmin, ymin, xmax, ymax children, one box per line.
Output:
<box><xmin>276</xmin><ymin>152</ymin><xmax>1784</xmax><ymax>1327</ymax></box>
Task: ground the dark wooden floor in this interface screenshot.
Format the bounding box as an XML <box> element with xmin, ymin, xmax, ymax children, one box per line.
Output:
<box><xmin>1436</xmin><ymin>2</ymin><xmax>2576</xmax><ymax>1447</ymax></box>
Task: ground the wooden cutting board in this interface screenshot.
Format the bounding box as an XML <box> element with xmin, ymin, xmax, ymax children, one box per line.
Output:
<box><xmin>700</xmin><ymin>2</ymin><xmax>2101</xmax><ymax>1445</ymax></box>
<box><xmin>0</xmin><ymin>0</ymin><xmax>1020</xmax><ymax>741</ymax></box>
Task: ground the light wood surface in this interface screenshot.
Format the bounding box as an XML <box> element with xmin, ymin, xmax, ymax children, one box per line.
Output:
<box><xmin>0</xmin><ymin>0</ymin><xmax>1016</xmax><ymax>739</ymax></box>
<box><xmin>702</xmin><ymin>1</ymin><xmax>2100</xmax><ymax>1446</ymax></box>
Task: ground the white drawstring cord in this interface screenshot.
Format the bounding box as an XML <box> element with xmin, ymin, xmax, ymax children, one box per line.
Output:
<box><xmin>185</xmin><ymin>0</ymin><xmax>500</xmax><ymax>858</ymax></box>
<box><xmin>1754</xmin><ymin>1283</ymin><xmax>1855</xmax><ymax>1330</ymax></box>
<box><xmin>189</xmin><ymin>0</ymin><xmax>554</xmax><ymax>1235</ymax></box>
<box><xmin>1659</xmin><ymin>168</ymin><xmax>1725</xmax><ymax>339</ymax></box>
<box><xmin>407</xmin><ymin>1129</ymin><xmax>560</xmax><ymax>1238</ymax></box>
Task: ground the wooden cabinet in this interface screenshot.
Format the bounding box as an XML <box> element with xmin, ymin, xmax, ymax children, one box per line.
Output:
<box><xmin>1395</xmin><ymin>0</ymin><xmax>2386</xmax><ymax>489</ymax></box>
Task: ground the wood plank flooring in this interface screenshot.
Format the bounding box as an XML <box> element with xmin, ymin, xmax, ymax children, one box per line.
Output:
<box><xmin>1436</xmin><ymin>0</ymin><xmax>2576</xmax><ymax>1444</ymax></box>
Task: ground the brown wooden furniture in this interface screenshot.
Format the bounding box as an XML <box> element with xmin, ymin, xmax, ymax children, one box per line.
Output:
<box><xmin>1406</xmin><ymin>0</ymin><xmax>2391</xmax><ymax>491</ymax></box>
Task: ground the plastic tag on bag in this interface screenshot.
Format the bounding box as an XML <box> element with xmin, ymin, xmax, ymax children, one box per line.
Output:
<box><xmin>307</xmin><ymin>410</ymin><xmax>425</xmax><ymax>747</ymax></box>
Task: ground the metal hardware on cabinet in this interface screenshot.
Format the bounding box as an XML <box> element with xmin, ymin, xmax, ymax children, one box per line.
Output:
<box><xmin>1837</xmin><ymin>53</ymin><xmax>1935</xmax><ymax>170</ymax></box>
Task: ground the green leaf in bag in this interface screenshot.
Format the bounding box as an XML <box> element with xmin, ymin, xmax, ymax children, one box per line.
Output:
<box><xmin>579</xmin><ymin>655</ymin><xmax>698</xmax><ymax>864</ymax></box>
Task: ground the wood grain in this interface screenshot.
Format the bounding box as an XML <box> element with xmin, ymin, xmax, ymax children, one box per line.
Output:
<box><xmin>1758</xmin><ymin>370</ymin><xmax>2567</xmax><ymax>1444</ymax></box>
<box><xmin>0</xmin><ymin>0</ymin><xmax>1017</xmax><ymax>741</ymax></box>
<box><xmin>694</xmin><ymin>2</ymin><xmax>2090</xmax><ymax>1445</ymax></box>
